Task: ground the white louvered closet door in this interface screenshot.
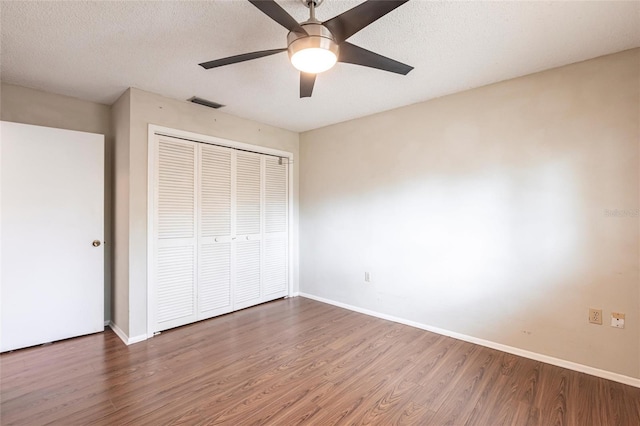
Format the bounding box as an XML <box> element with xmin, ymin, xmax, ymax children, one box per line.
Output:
<box><xmin>151</xmin><ymin>131</ymin><xmax>289</xmax><ymax>334</ymax></box>
<box><xmin>198</xmin><ymin>144</ymin><xmax>233</xmax><ymax>320</ymax></box>
<box><xmin>153</xmin><ymin>137</ymin><xmax>198</xmax><ymax>332</ymax></box>
<box><xmin>234</xmin><ymin>151</ymin><xmax>263</xmax><ymax>310</ymax></box>
<box><xmin>263</xmin><ymin>156</ymin><xmax>289</xmax><ymax>299</ymax></box>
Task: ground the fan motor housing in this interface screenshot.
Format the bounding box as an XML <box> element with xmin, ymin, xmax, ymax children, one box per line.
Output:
<box><xmin>287</xmin><ymin>23</ymin><xmax>339</xmax><ymax>62</ymax></box>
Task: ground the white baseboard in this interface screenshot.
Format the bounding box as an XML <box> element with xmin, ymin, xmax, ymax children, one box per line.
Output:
<box><xmin>299</xmin><ymin>292</ymin><xmax>640</xmax><ymax>388</ymax></box>
<box><xmin>108</xmin><ymin>321</ymin><xmax>148</xmax><ymax>346</ymax></box>
<box><xmin>104</xmin><ymin>320</ymin><xmax>110</xmax><ymax>327</ymax></box>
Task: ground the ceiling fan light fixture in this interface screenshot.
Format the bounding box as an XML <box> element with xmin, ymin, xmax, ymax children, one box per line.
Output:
<box><xmin>201</xmin><ymin>0</ymin><xmax>413</xmax><ymax>98</ymax></box>
<box><xmin>290</xmin><ymin>47</ymin><xmax>337</xmax><ymax>73</ymax></box>
<box><xmin>288</xmin><ymin>23</ymin><xmax>339</xmax><ymax>74</ymax></box>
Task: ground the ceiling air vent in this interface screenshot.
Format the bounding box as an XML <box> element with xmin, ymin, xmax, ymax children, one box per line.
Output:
<box><xmin>187</xmin><ymin>96</ymin><xmax>225</xmax><ymax>109</ymax></box>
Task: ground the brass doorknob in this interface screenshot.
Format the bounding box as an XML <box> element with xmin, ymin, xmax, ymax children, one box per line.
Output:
<box><xmin>92</xmin><ymin>240</ymin><xmax>101</xmax><ymax>247</ymax></box>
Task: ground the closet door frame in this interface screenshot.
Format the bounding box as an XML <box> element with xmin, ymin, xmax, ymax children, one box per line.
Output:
<box><xmin>147</xmin><ymin>124</ymin><xmax>293</xmax><ymax>337</ymax></box>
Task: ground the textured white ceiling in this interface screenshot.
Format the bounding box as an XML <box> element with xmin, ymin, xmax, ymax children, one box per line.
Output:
<box><xmin>1</xmin><ymin>1</ymin><xmax>639</xmax><ymax>132</ymax></box>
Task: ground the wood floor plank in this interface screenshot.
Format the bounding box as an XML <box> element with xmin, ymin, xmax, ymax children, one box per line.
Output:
<box><xmin>463</xmin><ymin>355</ymin><xmax>525</xmax><ymax>425</ymax></box>
<box><xmin>430</xmin><ymin>347</ymin><xmax>501</xmax><ymax>425</ymax></box>
<box><xmin>1</xmin><ymin>297</ymin><xmax>639</xmax><ymax>425</ymax></box>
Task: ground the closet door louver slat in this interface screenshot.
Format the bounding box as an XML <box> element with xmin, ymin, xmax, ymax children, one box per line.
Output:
<box><xmin>236</xmin><ymin>153</ymin><xmax>262</xmax><ymax>236</ymax></box>
<box><xmin>157</xmin><ymin>246</ymin><xmax>195</xmax><ymax>323</ymax></box>
<box><xmin>201</xmin><ymin>147</ymin><xmax>232</xmax><ymax>237</ymax></box>
<box><xmin>235</xmin><ymin>240</ymin><xmax>261</xmax><ymax>306</ymax></box>
<box><xmin>199</xmin><ymin>242</ymin><xmax>232</xmax><ymax>314</ymax></box>
<box><xmin>264</xmin><ymin>238</ymin><xmax>287</xmax><ymax>296</ymax></box>
<box><xmin>265</xmin><ymin>157</ymin><xmax>287</xmax><ymax>234</ymax></box>
<box><xmin>158</xmin><ymin>141</ymin><xmax>195</xmax><ymax>239</ymax></box>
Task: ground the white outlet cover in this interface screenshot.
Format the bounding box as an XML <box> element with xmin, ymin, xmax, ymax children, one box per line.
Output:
<box><xmin>611</xmin><ymin>317</ymin><xmax>625</xmax><ymax>329</ymax></box>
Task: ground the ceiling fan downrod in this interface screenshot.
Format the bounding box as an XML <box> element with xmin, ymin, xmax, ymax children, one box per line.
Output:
<box><xmin>303</xmin><ymin>0</ymin><xmax>323</xmax><ymax>23</ymax></box>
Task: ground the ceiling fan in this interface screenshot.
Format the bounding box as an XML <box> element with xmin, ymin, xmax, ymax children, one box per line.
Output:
<box><xmin>199</xmin><ymin>0</ymin><xmax>413</xmax><ymax>98</ymax></box>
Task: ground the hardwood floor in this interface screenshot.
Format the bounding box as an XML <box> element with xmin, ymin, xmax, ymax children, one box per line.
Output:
<box><xmin>1</xmin><ymin>297</ymin><xmax>639</xmax><ymax>425</ymax></box>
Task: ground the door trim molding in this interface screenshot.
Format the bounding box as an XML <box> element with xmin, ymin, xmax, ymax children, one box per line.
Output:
<box><xmin>147</xmin><ymin>124</ymin><xmax>294</xmax><ymax>339</ymax></box>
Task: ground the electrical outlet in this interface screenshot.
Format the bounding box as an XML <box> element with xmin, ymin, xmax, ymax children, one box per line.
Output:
<box><xmin>364</xmin><ymin>272</ymin><xmax>370</xmax><ymax>283</ymax></box>
<box><xmin>611</xmin><ymin>312</ymin><xmax>625</xmax><ymax>329</ymax></box>
<box><xmin>588</xmin><ymin>308</ymin><xmax>602</xmax><ymax>325</ymax></box>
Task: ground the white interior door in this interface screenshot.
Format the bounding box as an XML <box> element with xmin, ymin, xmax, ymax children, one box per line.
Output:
<box><xmin>0</xmin><ymin>121</ymin><xmax>104</xmax><ymax>352</ymax></box>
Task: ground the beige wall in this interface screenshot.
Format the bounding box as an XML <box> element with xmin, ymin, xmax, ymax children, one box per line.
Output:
<box><xmin>4</xmin><ymin>49</ymin><xmax>637</xmax><ymax>379</ymax></box>
<box><xmin>1</xmin><ymin>83</ymin><xmax>114</xmax><ymax>322</ymax></box>
<box><xmin>120</xmin><ymin>88</ymin><xmax>300</xmax><ymax>338</ymax></box>
<box><xmin>110</xmin><ymin>89</ymin><xmax>131</xmax><ymax>335</ymax></box>
<box><xmin>300</xmin><ymin>49</ymin><xmax>640</xmax><ymax>378</ymax></box>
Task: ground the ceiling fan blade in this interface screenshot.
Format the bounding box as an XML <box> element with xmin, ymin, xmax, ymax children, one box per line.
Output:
<box><xmin>300</xmin><ymin>72</ymin><xmax>316</xmax><ymax>98</ymax></box>
<box><xmin>338</xmin><ymin>42</ymin><xmax>413</xmax><ymax>75</ymax></box>
<box><xmin>249</xmin><ymin>0</ymin><xmax>307</xmax><ymax>35</ymax></box>
<box><xmin>323</xmin><ymin>0</ymin><xmax>409</xmax><ymax>43</ymax></box>
<box><xmin>199</xmin><ymin>48</ymin><xmax>286</xmax><ymax>69</ymax></box>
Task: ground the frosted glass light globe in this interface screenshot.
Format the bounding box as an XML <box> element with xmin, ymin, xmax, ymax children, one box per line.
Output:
<box><xmin>290</xmin><ymin>48</ymin><xmax>337</xmax><ymax>74</ymax></box>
